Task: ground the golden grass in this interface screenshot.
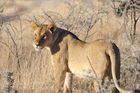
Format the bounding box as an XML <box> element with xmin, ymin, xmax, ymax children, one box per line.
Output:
<box><xmin>0</xmin><ymin>0</ymin><xmax>140</xmax><ymax>93</ymax></box>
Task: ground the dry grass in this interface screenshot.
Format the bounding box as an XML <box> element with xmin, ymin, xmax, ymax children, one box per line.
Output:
<box><xmin>0</xmin><ymin>0</ymin><xmax>140</xmax><ymax>93</ymax></box>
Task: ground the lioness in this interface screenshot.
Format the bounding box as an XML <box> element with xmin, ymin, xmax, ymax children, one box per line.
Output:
<box><xmin>31</xmin><ymin>22</ymin><xmax>139</xmax><ymax>93</ymax></box>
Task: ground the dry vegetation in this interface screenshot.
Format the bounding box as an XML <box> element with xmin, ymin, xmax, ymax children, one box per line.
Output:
<box><xmin>0</xmin><ymin>0</ymin><xmax>140</xmax><ymax>93</ymax></box>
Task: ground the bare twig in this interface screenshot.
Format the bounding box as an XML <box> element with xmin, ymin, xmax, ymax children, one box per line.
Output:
<box><xmin>87</xmin><ymin>56</ymin><xmax>102</xmax><ymax>93</ymax></box>
<box><xmin>42</xmin><ymin>10</ymin><xmax>56</xmax><ymax>24</ymax></box>
<box><xmin>0</xmin><ymin>41</ymin><xmax>15</xmax><ymax>56</ymax></box>
<box><xmin>112</xmin><ymin>0</ymin><xmax>140</xmax><ymax>41</ymax></box>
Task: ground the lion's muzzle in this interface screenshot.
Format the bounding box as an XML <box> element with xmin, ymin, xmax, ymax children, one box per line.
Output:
<box><xmin>33</xmin><ymin>43</ymin><xmax>43</xmax><ymax>51</ymax></box>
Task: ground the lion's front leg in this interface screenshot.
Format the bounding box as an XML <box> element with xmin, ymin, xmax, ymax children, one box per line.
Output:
<box><xmin>53</xmin><ymin>61</ymin><xmax>68</xmax><ymax>93</ymax></box>
<box><xmin>63</xmin><ymin>72</ymin><xmax>73</xmax><ymax>93</ymax></box>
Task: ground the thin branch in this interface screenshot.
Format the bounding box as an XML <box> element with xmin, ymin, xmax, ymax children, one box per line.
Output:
<box><xmin>0</xmin><ymin>41</ymin><xmax>15</xmax><ymax>56</ymax></box>
<box><xmin>42</xmin><ymin>10</ymin><xmax>56</xmax><ymax>24</ymax></box>
<box><xmin>87</xmin><ymin>56</ymin><xmax>102</xmax><ymax>93</ymax></box>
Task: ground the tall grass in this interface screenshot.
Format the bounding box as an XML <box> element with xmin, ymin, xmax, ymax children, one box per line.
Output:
<box><xmin>0</xmin><ymin>0</ymin><xmax>140</xmax><ymax>93</ymax></box>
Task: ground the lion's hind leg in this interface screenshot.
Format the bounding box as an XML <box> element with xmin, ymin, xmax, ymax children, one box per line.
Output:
<box><xmin>91</xmin><ymin>80</ymin><xmax>103</xmax><ymax>93</ymax></box>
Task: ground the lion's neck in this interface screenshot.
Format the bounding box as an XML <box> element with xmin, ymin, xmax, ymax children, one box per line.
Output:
<box><xmin>50</xmin><ymin>28</ymin><xmax>67</xmax><ymax>55</ymax></box>
<box><xmin>50</xmin><ymin>28</ymin><xmax>83</xmax><ymax>55</ymax></box>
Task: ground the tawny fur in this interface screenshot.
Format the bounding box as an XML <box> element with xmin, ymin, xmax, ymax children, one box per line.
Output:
<box><xmin>31</xmin><ymin>22</ymin><xmax>138</xmax><ymax>93</ymax></box>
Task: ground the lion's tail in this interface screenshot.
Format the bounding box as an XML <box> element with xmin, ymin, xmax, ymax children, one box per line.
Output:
<box><xmin>106</xmin><ymin>48</ymin><xmax>134</xmax><ymax>93</ymax></box>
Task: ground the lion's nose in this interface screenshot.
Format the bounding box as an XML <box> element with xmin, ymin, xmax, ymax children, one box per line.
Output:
<box><xmin>35</xmin><ymin>42</ymin><xmax>40</xmax><ymax>46</ymax></box>
<box><xmin>36</xmin><ymin>43</ymin><xmax>40</xmax><ymax>46</ymax></box>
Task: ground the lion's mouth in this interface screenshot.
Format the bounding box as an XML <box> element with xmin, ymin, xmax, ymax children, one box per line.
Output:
<box><xmin>33</xmin><ymin>44</ymin><xmax>43</xmax><ymax>51</ymax></box>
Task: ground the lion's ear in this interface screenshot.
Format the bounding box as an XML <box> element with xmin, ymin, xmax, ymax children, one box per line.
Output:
<box><xmin>31</xmin><ymin>22</ymin><xmax>39</xmax><ymax>30</ymax></box>
<box><xmin>47</xmin><ymin>24</ymin><xmax>57</xmax><ymax>33</ymax></box>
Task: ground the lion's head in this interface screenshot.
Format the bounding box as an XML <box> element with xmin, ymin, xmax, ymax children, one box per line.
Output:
<box><xmin>31</xmin><ymin>22</ymin><xmax>57</xmax><ymax>51</ymax></box>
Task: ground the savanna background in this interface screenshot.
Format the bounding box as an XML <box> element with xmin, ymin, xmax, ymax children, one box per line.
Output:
<box><xmin>0</xmin><ymin>0</ymin><xmax>140</xmax><ymax>93</ymax></box>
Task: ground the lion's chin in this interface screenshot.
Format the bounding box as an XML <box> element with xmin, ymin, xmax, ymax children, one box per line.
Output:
<box><xmin>34</xmin><ymin>48</ymin><xmax>42</xmax><ymax>51</ymax></box>
<box><xmin>33</xmin><ymin>44</ymin><xmax>43</xmax><ymax>51</ymax></box>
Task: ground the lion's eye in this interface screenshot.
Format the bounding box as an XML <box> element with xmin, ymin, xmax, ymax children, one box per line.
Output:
<box><xmin>42</xmin><ymin>35</ymin><xmax>47</xmax><ymax>40</ymax></box>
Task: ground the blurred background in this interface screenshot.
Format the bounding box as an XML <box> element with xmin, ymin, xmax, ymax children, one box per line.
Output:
<box><xmin>0</xmin><ymin>0</ymin><xmax>140</xmax><ymax>93</ymax></box>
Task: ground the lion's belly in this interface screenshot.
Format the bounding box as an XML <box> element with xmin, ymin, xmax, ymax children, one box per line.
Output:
<box><xmin>68</xmin><ymin>42</ymin><xmax>109</xmax><ymax>80</ymax></box>
<box><xmin>68</xmin><ymin>61</ymin><xmax>96</xmax><ymax>80</ymax></box>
